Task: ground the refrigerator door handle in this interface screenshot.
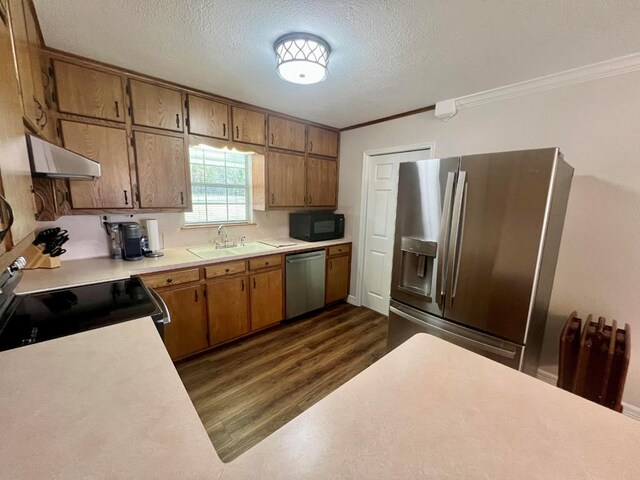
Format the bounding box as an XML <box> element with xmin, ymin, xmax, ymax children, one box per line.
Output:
<box><xmin>390</xmin><ymin>304</ymin><xmax>517</xmax><ymax>360</ymax></box>
<box><xmin>435</xmin><ymin>172</ymin><xmax>456</xmax><ymax>306</ymax></box>
<box><xmin>447</xmin><ymin>171</ymin><xmax>467</xmax><ymax>307</ymax></box>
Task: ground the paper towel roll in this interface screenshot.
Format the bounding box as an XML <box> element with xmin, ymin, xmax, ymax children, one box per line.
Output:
<box><xmin>145</xmin><ymin>219</ymin><xmax>161</xmax><ymax>252</ymax></box>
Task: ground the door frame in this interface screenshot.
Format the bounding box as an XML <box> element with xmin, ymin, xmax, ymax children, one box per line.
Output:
<box><xmin>353</xmin><ymin>141</ymin><xmax>437</xmax><ymax>308</ymax></box>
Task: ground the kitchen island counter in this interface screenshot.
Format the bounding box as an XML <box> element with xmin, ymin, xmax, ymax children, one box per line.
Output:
<box><xmin>2</xmin><ymin>320</ymin><xmax>639</xmax><ymax>479</ymax></box>
<box><xmin>15</xmin><ymin>238</ymin><xmax>351</xmax><ymax>295</ymax></box>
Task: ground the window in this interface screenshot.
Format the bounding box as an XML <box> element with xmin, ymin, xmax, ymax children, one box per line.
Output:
<box><xmin>185</xmin><ymin>145</ymin><xmax>252</xmax><ymax>225</ymax></box>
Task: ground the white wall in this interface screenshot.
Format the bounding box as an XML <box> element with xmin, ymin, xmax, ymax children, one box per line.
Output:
<box><xmin>339</xmin><ymin>70</ymin><xmax>640</xmax><ymax>408</ymax></box>
<box><xmin>38</xmin><ymin>210</ymin><xmax>290</xmax><ymax>260</ymax></box>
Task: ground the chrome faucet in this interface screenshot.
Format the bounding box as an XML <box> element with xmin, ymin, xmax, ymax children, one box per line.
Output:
<box><xmin>217</xmin><ymin>224</ymin><xmax>228</xmax><ymax>247</ymax></box>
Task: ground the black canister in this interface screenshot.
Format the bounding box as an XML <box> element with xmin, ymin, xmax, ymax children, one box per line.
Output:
<box><xmin>120</xmin><ymin>222</ymin><xmax>143</xmax><ymax>261</ymax></box>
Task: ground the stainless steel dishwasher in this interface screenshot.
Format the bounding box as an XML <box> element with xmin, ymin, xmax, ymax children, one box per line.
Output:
<box><xmin>285</xmin><ymin>250</ymin><xmax>326</xmax><ymax>319</ymax></box>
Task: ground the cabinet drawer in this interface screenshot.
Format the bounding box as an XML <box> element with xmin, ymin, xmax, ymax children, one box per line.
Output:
<box><xmin>249</xmin><ymin>254</ymin><xmax>282</xmax><ymax>270</ymax></box>
<box><xmin>142</xmin><ymin>268</ymin><xmax>200</xmax><ymax>289</ymax></box>
<box><xmin>205</xmin><ymin>260</ymin><xmax>246</xmax><ymax>279</ymax></box>
<box><xmin>328</xmin><ymin>244</ymin><xmax>351</xmax><ymax>257</ymax></box>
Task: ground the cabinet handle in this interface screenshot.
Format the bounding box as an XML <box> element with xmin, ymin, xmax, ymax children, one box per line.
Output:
<box><xmin>241</xmin><ymin>279</ymin><xmax>245</xmax><ymax>291</ymax></box>
<box><xmin>271</xmin><ymin>133</ymin><xmax>274</xmax><ymax>145</ymax></box>
<box><xmin>310</xmin><ymin>141</ymin><xmax>313</xmax><ymax>152</ymax></box>
<box><xmin>180</xmin><ymin>191</ymin><xmax>184</xmax><ymax>205</ymax></box>
<box><xmin>225</xmin><ymin>268</ymin><xmax>230</xmax><ymax>272</ymax></box>
<box><xmin>123</xmin><ymin>190</ymin><xmax>129</xmax><ymax>205</ymax></box>
<box><xmin>265</xmin><ymin>261</ymin><xmax>269</xmax><ymax>266</ymax></box>
<box><xmin>114</xmin><ymin>101</ymin><xmax>120</xmax><ymax>118</ymax></box>
<box><xmin>253</xmin><ymin>278</ymin><xmax>256</xmax><ymax>289</ymax></box>
<box><xmin>176</xmin><ymin>114</ymin><xmax>180</xmax><ymax>129</ymax></box>
<box><xmin>235</xmin><ymin>125</ymin><xmax>239</xmax><ymax>139</ymax></box>
<box><xmin>195</xmin><ymin>290</ymin><xmax>198</xmax><ymax>302</ymax></box>
<box><xmin>167</xmin><ymin>278</ymin><xmax>173</xmax><ymax>283</ymax></box>
<box><xmin>329</xmin><ymin>260</ymin><xmax>332</xmax><ymax>271</ymax></box>
<box><xmin>223</xmin><ymin>123</ymin><xmax>226</xmax><ymax>137</ymax></box>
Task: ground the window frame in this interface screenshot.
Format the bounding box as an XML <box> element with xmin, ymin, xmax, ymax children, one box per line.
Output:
<box><xmin>184</xmin><ymin>145</ymin><xmax>253</xmax><ymax>226</ymax></box>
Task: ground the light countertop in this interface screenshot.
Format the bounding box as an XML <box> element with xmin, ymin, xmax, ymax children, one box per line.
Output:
<box><xmin>16</xmin><ymin>238</ymin><xmax>351</xmax><ymax>295</ymax></box>
<box><xmin>1</xmin><ymin>322</ymin><xmax>639</xmax><ymax>479</ymax></box>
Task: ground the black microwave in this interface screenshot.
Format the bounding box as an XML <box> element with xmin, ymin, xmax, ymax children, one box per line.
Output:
<box><xmin>289</xmin><ymin>212</ymin><xmax>345</xmax><ymax>242</ymax></box>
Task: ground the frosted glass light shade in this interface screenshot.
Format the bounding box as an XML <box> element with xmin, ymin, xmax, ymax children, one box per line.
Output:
<box><xmin>274</xmin><ymin>33</ymin><xmax>330</xmax><ymax>85</ymax></box>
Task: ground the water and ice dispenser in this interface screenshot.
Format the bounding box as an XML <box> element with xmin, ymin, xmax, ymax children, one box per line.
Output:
<box><xmin>397</xmin><ymin>237</ymin><xmax>437</xmax><ymax>300</ymax></box>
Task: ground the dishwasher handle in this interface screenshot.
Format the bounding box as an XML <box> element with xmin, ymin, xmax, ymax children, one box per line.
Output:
<box><xmin>286</xmin><ymin>251</ymin><xmax>326</xmax><ymax>263</ymax></box>
<box><xmin>149</xmin><ymin>287</ymin><xmax>171</xmax><ymax>325</ymax></box>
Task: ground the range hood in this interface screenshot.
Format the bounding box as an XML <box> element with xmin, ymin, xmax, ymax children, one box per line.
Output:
<box><xmin>26</xmin><ymin>134</ymin><xmax>101</xmax><ymax>180</ymax></box>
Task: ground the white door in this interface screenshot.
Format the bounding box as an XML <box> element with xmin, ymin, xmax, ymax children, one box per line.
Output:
<box><xmin>361</xmin><ymin>149</ymin><xmax>432</xmax><ymax>314</ymax></box>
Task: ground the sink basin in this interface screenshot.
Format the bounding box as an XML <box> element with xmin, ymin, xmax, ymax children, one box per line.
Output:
<box><xmin>188</xmin><ymin>242</ymin><xmax>277</xmax><ymax>260</ymax></box>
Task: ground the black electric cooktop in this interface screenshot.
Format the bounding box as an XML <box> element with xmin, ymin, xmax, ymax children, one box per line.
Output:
<box><xmin>0</xmin><ymin>277</ymin><xmax>161</xmax><ymax>352</ymax></box>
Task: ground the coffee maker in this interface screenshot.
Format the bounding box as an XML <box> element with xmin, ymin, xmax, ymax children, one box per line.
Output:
<box><xmin>120</xmin><ymin>222</ymin><xmax>144</xmax><ymax>261</ymax></box>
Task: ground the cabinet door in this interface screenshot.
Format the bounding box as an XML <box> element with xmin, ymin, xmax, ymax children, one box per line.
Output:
<box><xmin>23</xmin><ymin>0</ymin><xmax>50</xmax><ymax>135</ymax></box>
<box><xmin>326</xmin><ymin>255</ymin><xmax>350</xmax><ymax>304</ymax></box>
<box><xmin>61</xmin><ymin>121</ymin><xmax>133</xmax><ymax>209</ymax></box>
<box><xmin>188</xmin><ymin>95</ymin><xmax>229</xmax><ymax>139</ymax></box>
<box><xmin>8</xmin><ymin>0</ymin><xmax>37</xmax><ymax>127</ymax></box>
<box><xmin>0</xmin><ymin>17</ymin><xmax>37</xmax><ymax>247</ymax></box>
<box><xmin>267</xmin><ymin>151</ymin><xmax>305</xmax><ymax>207</ymax></box>
<box><xmin>134</xmin><ymin>131</ymin><xmax>187</xmax><ymax>208</ymax></box>
<box><xmin>306</xmin><ymin>156</ymin><xmax>337</xmax><ymax>207</ymax></box>
<box><xmin>160</xmin><ymin>284</ymin><xmax>208</xmax><ymax>360</ymax></box>
<box><xmin>250</xmin><ymin>268</ymin><xmax>283</xmax><ymax>331</ymax></box>
<box><xmin>232</xmin><ymin>106</ymin><xmax>265</xmax><ymax>145</ymax></box>
<box><xmin>268</xmin><ymin>116</ymin><xmax>305</xmax><ymax>152</ymax></box>
<box><xmin>129</xmin><ymin>79</ymin><xmax>183</xmax><ymax>131</ymax></box>
<box><xmin>53</xmin><ymin>60</ymin><xmax>125</xmax><ymax>122</ymax></box>
<box><xmin>308</xmin><ymin>126</ymin><xmax>339</xmax><ymax>158</ymax></box>
<box><xmin>33</xmin><ymin>178</ymin><xmax>72</xmax><ymax>221</ymax></box>
<box><xmin>207</xmin><ymin>275</ymin><xmax>249</xmax><ymax>345</ymax></box>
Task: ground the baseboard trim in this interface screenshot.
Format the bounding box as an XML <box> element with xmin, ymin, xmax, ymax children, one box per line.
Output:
<box><xmin>347</xmin><ymin>295</ymin><xmax>359</xmax><ymax>307</ymax></box>
<box><xmin>536</xmin><ymin>369</ymin><xmax>639</xmax><ymax>421</ymax></box>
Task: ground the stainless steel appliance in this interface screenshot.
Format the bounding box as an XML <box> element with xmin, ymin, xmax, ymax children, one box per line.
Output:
<box><xmin>121</xmin><ymin>222</ymin><xmax>143</xmax><ymax>261</ymax></box>
<box><xmin>289</xmin><ymin>212</ymin><xmax>345</xmax><ymax>242</ymax></box>
<box><xmin>285</xmin><ymin>250</ymin><xmax>326</xmax><ymax>319</ymax></box>
<box><xmin>26</xmin><ymin>133</ymin><xmax>101</xmax><ymax>180</ymax></box>
<box><xmin>388</xmin><ymin>148</ymin><xmax>573</xmax><ymax>375</ymax></box>
<box><xmin>0</xmin><ymin>274</ymin><xmax>170</xmax><ymax>352</ymax></box>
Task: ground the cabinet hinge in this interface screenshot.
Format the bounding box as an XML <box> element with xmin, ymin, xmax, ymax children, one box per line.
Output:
<box><xmin>184</xmin><ymin>98</ymin><xmax>188</xmax><ymax>109</ymax></box>
<box><xmin>130</xmin><ymin>135</ymin><xmax>135</xmax><ymax>147</ymax></box>
<box><xmin>48</xmin><ymin>66</ymin><xmax>54</xmax><ymax>77</ymax></box>
<box><xmin>127</xmin><ymin>106</ymin><xmax>132</xmax><ymax>117</ymax></box>
<box><xmin>56</xmin><ymin>126</ymin><xmax>61</xmax><ymax>139</ymax></box>
<box><xmin>185</xmin><ymin>116</ymin><xmax>190</xmax><ymax>128</ymax></box>
<box><xmin>126</xmin><ymin>81</ymin><xmax>131</xmax><ymax>95</ymax></box>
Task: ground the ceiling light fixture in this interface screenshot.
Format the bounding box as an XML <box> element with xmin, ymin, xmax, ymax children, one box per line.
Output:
<box><xmin>274</xmin><ymin>33</ymin><xmax>330</xmax><ymax>85</ymax></box>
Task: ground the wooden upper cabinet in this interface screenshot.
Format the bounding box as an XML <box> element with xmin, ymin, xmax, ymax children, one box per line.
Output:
<box><xmin>134</xmin><ymin>131</ymin><xmax>187</xmax><ymax>208</ymax></box>
<box><xmin>8</xmin><ymin>0</ymin><xmax>42</xmax><ymax>133</ymax></box>
<box><xmin>268</xmin><ymin>116</ymin><xmax>305</xmax><ymax>152</ymax></box>
<box><xmin>60</xmin><ymin>121</ymin><xmax>133</xmax><ymax>209</ymax></box>
<box><xmin>187</xmin><ymin>95</ymin><xmax>229</xmax><ymax>139</ymax></box>
<box><xmin>306</xmin><ymin>156</ymin><xmax>337</xmax><ymax>207</ymax></box>
<box><xmin>250</xmin><ymin>268</ymin><xmax>283</xmax><ymax>331</ymax></box>
<box><xmin>129</xmin><ymin>79</ymin><xmax>183</xmax><ymax>131</ymax></box>
<box><xmin>267</xmin><ymin>152</ymin><xmax>305</xmax><ymax>208</ymax></box>
<box><xmin>308</xmin><ymin>126</ymin><xmax>339</xmax><ymax>158</ymax></box>
<box><xmin>53</xmin><ymin>60</ymin><xmax>125</xmax><ymax>122</ymax></box>
<box><xmin>232</xmin><ymin>106</ymin><xmax>265</xmax><ymax>145</ymax></box>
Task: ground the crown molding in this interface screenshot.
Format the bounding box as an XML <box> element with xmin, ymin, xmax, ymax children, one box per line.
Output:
<box><xmin>447</xmin><ymin>53</ymin><xmax>640</xmax><ymax>112</ymax></box>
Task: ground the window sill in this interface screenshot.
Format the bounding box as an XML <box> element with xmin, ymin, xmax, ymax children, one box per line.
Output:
<box><xmin>181</xmin><ymin>222</ymin><xmax>257</xmax><ymax>230</ymax></box>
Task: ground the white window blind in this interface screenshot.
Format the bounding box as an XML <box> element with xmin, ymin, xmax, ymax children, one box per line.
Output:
<box><xmin>185</xmin><ymin>145</ymin><xmax>251</xmax><ymax>224</ymax></box>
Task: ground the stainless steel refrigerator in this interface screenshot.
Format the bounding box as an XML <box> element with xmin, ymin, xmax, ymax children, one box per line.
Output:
<box><xmin>387</xmin><ymin>148</ymin><xmax>573</xmax><ymax>375</ymax></box>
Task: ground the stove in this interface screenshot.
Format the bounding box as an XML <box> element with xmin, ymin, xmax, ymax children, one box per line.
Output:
<box><xmin>0</xmin><ymin>263</ymin><xmax>169</xmax><ymax>352</ymax></box>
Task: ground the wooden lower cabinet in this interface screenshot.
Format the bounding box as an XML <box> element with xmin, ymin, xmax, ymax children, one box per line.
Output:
<box><xmin>250</xmin><ymin>268</ymin><xmax>284</xmax><ymax>331</ymax></box>
<box><xmin>207</xmin><ymin>275</ymin><xmax>250</xmax><ymax>345</ymax></box>
<box><xmin>326</xmin><ymin>254</ymin><xmax>351</xmax><ymax>304</ymax></box>
<box><xmin>159</xmin><ymin>284</ymin><xmax>208</xmax><ymax>360</ymax></box>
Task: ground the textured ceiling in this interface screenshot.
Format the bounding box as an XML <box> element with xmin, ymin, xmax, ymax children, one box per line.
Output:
<box><xmin>33</xmin><ymin>0</ymin><xmax>640</xmax><ymax>128</ymax></box>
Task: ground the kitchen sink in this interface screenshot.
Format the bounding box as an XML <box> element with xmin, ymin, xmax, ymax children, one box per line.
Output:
<box><xmin>188</xmin><ymin>242</ymin><xmax>277</xmax><ymax>260</ymax></box>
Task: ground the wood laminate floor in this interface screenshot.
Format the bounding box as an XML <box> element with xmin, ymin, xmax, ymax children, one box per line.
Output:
<box><xmin>176</xmin><ymin>303</ymin><xmax>388</xmax><ymax>462</ymax></box>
